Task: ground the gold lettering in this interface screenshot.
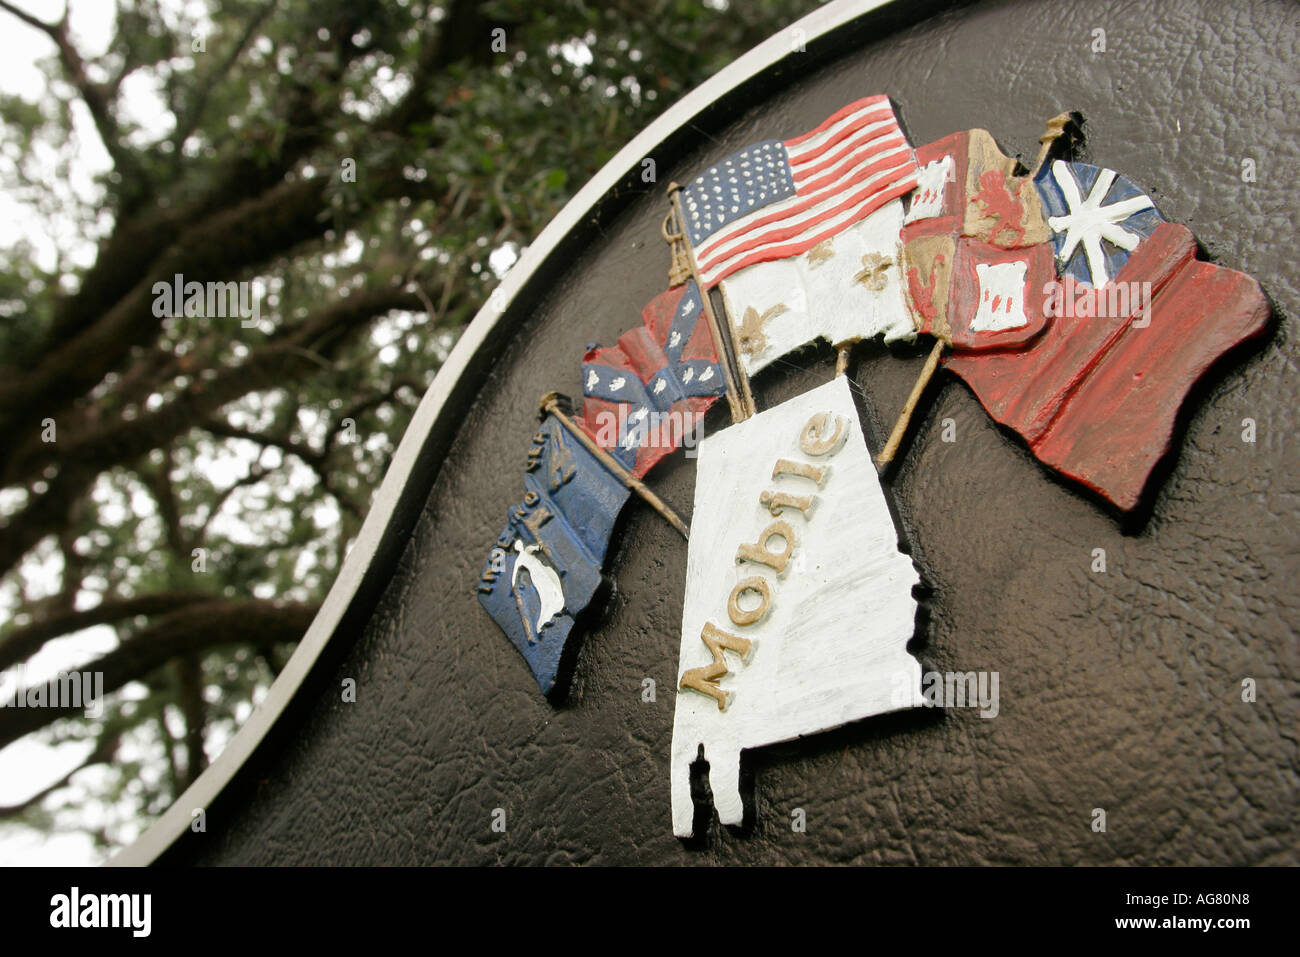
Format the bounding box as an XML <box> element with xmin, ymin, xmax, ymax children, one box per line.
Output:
<box><xmin>736</xmin><ymin>520</ymin><xmax>796</xmax><ymax>575</ymax></box>
<box><xmin>727</xmin><ymin>576</ymin><xmax>772</xmax><ymax>627</ymax></box>
<box><xmin>771</xmin><ymin>457</ymin><xmax>827</xmax><ymax>486</ymax></box>
<box><xmin>688</xmin><ymin>402</ymin><xmax>855</xmax><ymax>715</ymax></box>
<box><xmin>521</xmin><ymin>504</ymin><xmax>553</xmax><ymax>537</ymax></box>
<box><xmin>758</xmin><ymin>489</ymin><xmax>815</xmax><ymax>519</ymax></box>
<box><xmin>799</xmin><ymin>412</ymin><xmax>849</xmax><ymax>457</ymax></box>
<box><xmin>546</xmin><ymin>429</ymin><xmax>576</xmax><ymax>490</ymax></box>
<box><xmin>679</xmin><ymin>621</ymin><xmax>755</xmax><ymax>710</ymax></box>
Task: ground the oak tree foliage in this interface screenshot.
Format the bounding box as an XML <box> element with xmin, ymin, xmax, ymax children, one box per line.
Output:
<box><xmin>0</xmin><ymin>0</ymin><xmax>818</xmax><ymax>855</ymax></box>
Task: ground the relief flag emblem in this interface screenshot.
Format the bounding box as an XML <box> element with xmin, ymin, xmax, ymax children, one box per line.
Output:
<box><xmin>576</xmin><ymin>280</ymin><xmax>726</xmax><ymax>477</ymax></box>
<box><xmin>476</xmin><ymin>96</ymin><xmax>1270</xmax><ymax>836</ymax></box>
<box><xmin>886</xmin><ymin>124</ymin><xmax>1269</xmax><ymax>511</ymax></box>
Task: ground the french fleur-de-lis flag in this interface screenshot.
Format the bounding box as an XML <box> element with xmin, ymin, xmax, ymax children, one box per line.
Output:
<box><xmin>682</xmin><ymin>95</ymin><xmax>923</xmax><ymax>377</ymax></box>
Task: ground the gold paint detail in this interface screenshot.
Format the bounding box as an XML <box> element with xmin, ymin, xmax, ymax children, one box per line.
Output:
<box><xmin>853</xmin><ymin>252</ymin><xmax>892</xmax><ymax>291</ymax></box>
<box><xmin>799</xmin><ymin>412</ymin><xmax>849</xmax><ymax>457</ymax></box>
<box><xmin>521</xmin><ymin>504</ymin><xmax>553</xmax><ymax>537</ymax></box>
<box><xmin>736</xmin><ymin>520</ymin><xmax>797</xmax><ymax>576</ymax></box>
<box><xmin>877</xmin><ymin>338</ymin><xmax>947</xmax><ymax>465</ymax></box>
<box><xmin>901</xmin><ymin>234</ymin><xmax>955</xmax><ymax>341</ymax></box>
<box><xmin>545</xmin><ymin>427</ymin><xmax>576</xmax><ymax>491</ymax></box>
<box><xmin>1033</xmin><ymin>111</ymin><xmax>1081</xmax><ymax>177</ymax></box>
<box><xmin>772</xmin><ymin>457</ymin><xmax>828</xmax><ymax>487</ymax></box>
<box><xmin>667</xmin><ymin>190</ymin><xmax>755</xmax><ymax>421</ymax></box>
<box><xmin>806</xmin><ymin>238</ymin><xmax>835</xmax><ymax>268</ymax></box>
<box><xmin>663</xmin><ymin>208</ymin><xmax>694</xmax><ymax>287</ymax></box>
<box><xmin>835</xmin><ymin>344</ymin><xmax>852</xmax><ymax>377</ymax></box>
<box><xmin>759</xmin><ymin>489</ymin><xmax>815</xmax><ymax>519</ymax></box>
<box><xmin>679</xmin><ymin>621</ymin><xmax>755</xmax><ymax>710</ymax></box>
<box><xmin>525</xmin><ymin>425</ymin><xmax>576</xmax><ymax>492</ymax></box>
<box><xmin>961</xmin><ymin>128</ymin><xmax>1051</xmax><ymax>247</ymax></box>
<box><xmin>727</xmin><ymin>576</ymin><xmax>773</xmax><ymax>627</ymax></box>
<box><xmin>735</xmin><ymin>302</ymin><xmax>788</xmax><ymax>357</ymax></box>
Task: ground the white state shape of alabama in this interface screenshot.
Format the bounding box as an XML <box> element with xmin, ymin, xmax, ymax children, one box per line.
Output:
<box><xmin>670</xmin><ymin>376</ymin><xmax>922</xmax><ymax>837</ymax></box>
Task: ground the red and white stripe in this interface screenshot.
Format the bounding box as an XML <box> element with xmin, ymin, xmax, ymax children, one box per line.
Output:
<box><xmin>695</xmin><ymin>96</ymin><xmax>918</xmax><ymax>287</ymax></box>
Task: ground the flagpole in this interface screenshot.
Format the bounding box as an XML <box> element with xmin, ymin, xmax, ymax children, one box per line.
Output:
<box><xmin>835</xmin><ymin>343</ymin><xmax>853</xmax><ymax>377</ymax></box>
<box><xmin>1032</xmin><ymin>111</ymin><xmax>1081</xmax><ymax>177</ymax></box>
<box><xmin>665</xmin><ymin>184</ymin><xmax>757</xmax><ymax>422</ymax></box>
<box><xmin>876</xmin><ymin>338</ymin><xmax>946</xmax><ymax>465</ymax></box>
<box><xmin>878</xmin><ymin>112</ymin><xmax>1080</xmax><ymax>467</ymax></box>
<box><xmin>540</xmin><ymin>393</ymin><xmax>689</xmax><ymax>539</ymax></box>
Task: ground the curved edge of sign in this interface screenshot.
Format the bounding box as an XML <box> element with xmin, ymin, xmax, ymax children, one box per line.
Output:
<box><xmin>111</xmin><ymin>0</ymin><xmax>897</xmax><ymax>866</ymax></box>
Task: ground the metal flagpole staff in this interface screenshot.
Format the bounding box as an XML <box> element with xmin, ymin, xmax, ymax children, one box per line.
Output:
<box><xmin>664</xmin><ymin>183</ymin><xmax>757</xmax><ymax>422</ymax></box>
<box><xmin>540</xmin><ymin>392</ymin><xmax>690</xmax><ymax>539</ymax></box>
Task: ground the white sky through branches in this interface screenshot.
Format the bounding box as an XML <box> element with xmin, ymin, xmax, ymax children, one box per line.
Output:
<box><xmin>0</xmin><ymin>0</ymin><xmax>225</xmax><ymax>867</ymax></box>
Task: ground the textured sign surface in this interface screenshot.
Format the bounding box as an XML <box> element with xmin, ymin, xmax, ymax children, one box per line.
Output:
<box><xmin>132</xmin><ymin>0</ymin><xmax>1296</xmax><ymax>867</ymax></box>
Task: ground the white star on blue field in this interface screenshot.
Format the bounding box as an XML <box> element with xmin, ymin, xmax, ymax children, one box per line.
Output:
<box><xmin>681</xmin><ymin>140</ymin><xmax>795</xmax><ymax>245</ymax></box>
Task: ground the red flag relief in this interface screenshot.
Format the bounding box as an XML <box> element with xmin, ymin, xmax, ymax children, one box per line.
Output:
<box><xmin>900</xmin><ymin>128</ymin><xmax>1270</xmax><ymax>510</ymax></box>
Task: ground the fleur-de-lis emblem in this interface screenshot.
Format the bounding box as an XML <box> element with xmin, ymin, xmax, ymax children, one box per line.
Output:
<box><xmin>736</xmin><ymin>303</ymin><xmax>788</xmax><ymax>356</ymax></box>
<box><xmin>806</xmin><ymin>239</ymin><xmax>835</xmax><ymax>268</ymax></box>
<box><xmin>853</xmin><ymin>252</ymin><xmax>892</xmax><ymax>291</ymax></box>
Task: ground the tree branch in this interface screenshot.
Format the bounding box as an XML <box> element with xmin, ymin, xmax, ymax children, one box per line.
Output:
<box><xmin>0</xmin><ymin>598</ymin><xmax>317</xmax><ymax>750</ymax></box>
<box><xmin>0</xmin><ymin>0</ymin><xmax>57</xmax><ymax>34</ymax></box>
<box><xmin>0</xmin><ymin>1</ymin><xmax>142</xmax><ymax>185</ymax></box>
<box><xmin>175</xmin><ymin>654</ymin><xmax>206</xmax><ymax>788</ymax></box>
<box><xmin>0</xmin><ymin>277</ymin><xmax>444</xmax><ymax>580</ymax></box>
<box><xmin>200</xmin><ymin>419</ymin><xmax>325</xmax><ymax>468</ymax></box>
<box><xmin>0</xmin><ymin>591</ymin><xmax>215</xmax><ymax>672</ymax></box>
<box><xmin>194</xmin><ymin>461</ymin><xmax>270</xmax><ymax>549</ymax></box>
<box><xmin>171</xmin><ymin>0</ymin><xmax>277</xmax><ymax>152</ymax></box>
<box><xmin>0</xmin><ymin>174</ymin><xmax>331</xmax><ymax>444</ymax></box>
<box><xmin>139</xmin><ymin>449</ymin><xmax>189</xmax><ymax>559</ymax></box>
<box><xmin>380</xmin><ymin>0</ymin><xmax>496</xmax><ymax>135</ymax></box>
